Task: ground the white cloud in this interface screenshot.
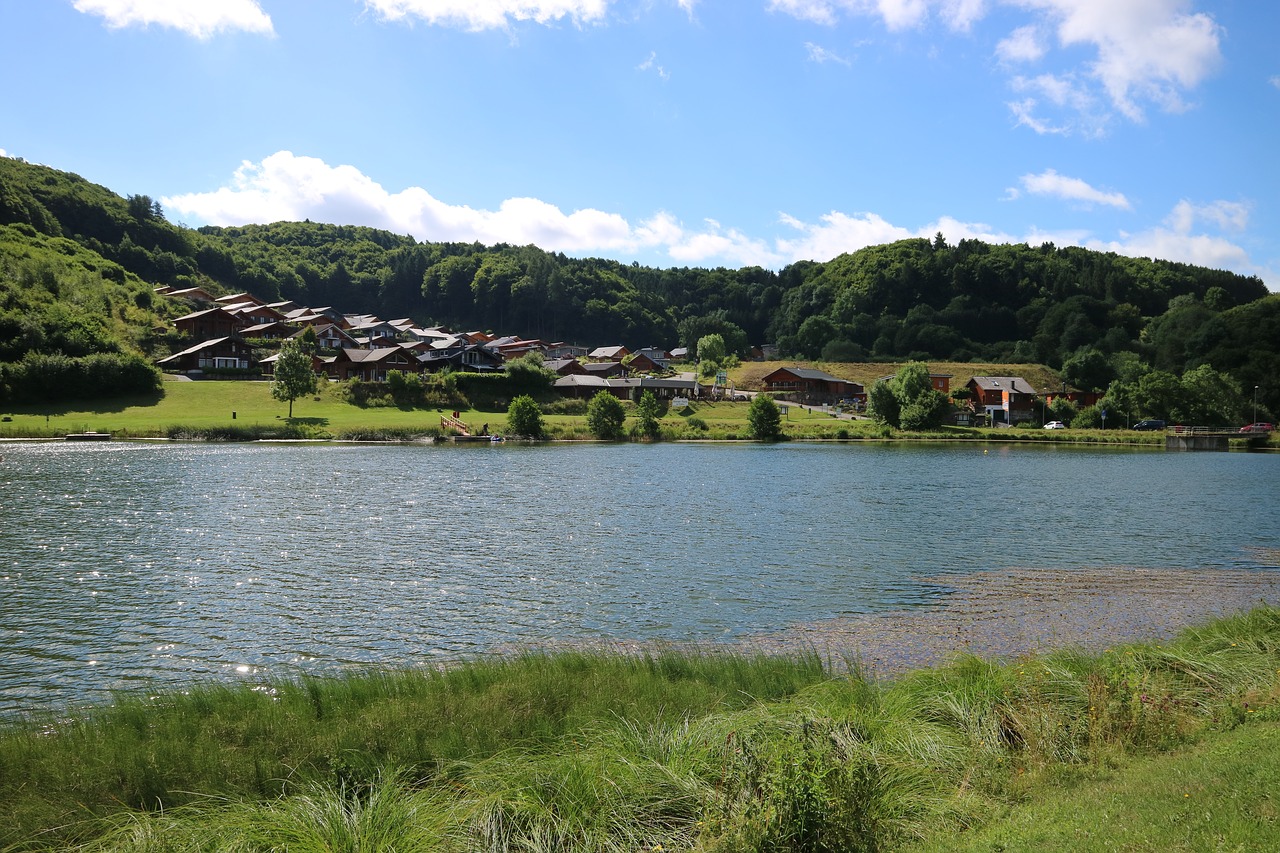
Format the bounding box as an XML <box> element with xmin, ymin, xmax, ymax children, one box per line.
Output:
<box><xmin>666</xmin><ymin>221</ymin><xmax>781</xmax><ymax>267</ymax></box>
<box><xmin>938</xmin><ymin>0</ymin><xmax>986</xmax><ymax>32</ymax></box>
<box><xmin>767</xmin><ymin>0</ymin><xmax>841</xmax><ymax>27</ymax></box>
<box><xmin>362</xmin><ymin>0</ymin><xmax>609</xmax><ymax>31</ymax></box>
<box><xmin>1007</xmin><ymin>98</ymin><xmax>1065</xmax><ymax>135</ymax></box>
<box><xmin>996</xmin><ymin>25</ymin><xmax>1044</xmax><ymax>63</ymax></box>
<box><xmin>805</xmin><ymin>42</ymin><xmax>852</xmax><ymax>65</ymax></box>
<box><xmin>1270</xmin><ymin>75</ymin><xmax>1280</xmax><ymax>90</ymax></box>
<box><xmin>774</xmin><ymin>211</ymin><xmax>1022</xmax><ymax>263</ymax></box>
<box><xmin>1090</xmin><ymin>230</ymin><xmax>1249</xmax><ymax>274</ymax></box>
<box><xmin>767</xmin><ymin>0</ymin><xmax>1223</xmax><ymax>128</ymax></box>
<box><xmin>769</xmin><ymin>0</ymin><xmax>972</xmax><ymax>31</ymax></box>
<box><xmin>638</xmin><ymin>51</ymin><xmax>670</xmax><ymax>80</ymax></box>
<box><xmin>164</xmin><ymin>152</ymin><xmax>645</xmax><ymax>253</ymax></box>
<box><xmin>1016</xmin><ymin>0</ymin><xmax>1223</xmax><ymax>121</ymax></box>
<box><xmin>1017</xmin><ymin>168</ymin><xmax>1130</xmax><ymax>210</ymax></box>
<box><xmin>163</xmin><ymin>152</ymin><xmax>1272</xmax><ymax>286</ymax></box>
<box><xmin>1008</xmin><ymin>73</ymin><xmax>1107</xmax><ymax>135</ymax></box>
<box><xmin>72</xmin><ymin>0</ymin><xmax>274</xmax><ymax>39</ymax></box>
<box><xmin>1165</xmin><ymin>199</ymin><xmax>1249</xmax><ymax>234</ymax></box>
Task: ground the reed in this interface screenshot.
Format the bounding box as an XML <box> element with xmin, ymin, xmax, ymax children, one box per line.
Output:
<box><xmin>2</xmin><ymin>612</ymin><xmax>1279</xmax><ymax>850</ymax></box>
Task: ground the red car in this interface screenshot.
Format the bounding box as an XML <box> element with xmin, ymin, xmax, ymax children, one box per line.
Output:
<box><xmin>1239</xmin><ymin>422</ymin><xmax>1275</xmax><ymax>433</ymax></box>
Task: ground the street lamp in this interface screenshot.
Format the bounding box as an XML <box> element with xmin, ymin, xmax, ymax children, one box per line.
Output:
<box><xmin>1255</xmin><ymin>385</ymin><xmax>1260</xmax><ymax>424</ymax></box>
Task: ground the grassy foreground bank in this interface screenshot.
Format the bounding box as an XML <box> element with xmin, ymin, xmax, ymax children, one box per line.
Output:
<box><xmin>3</xmin><ymin>609</ymin><xmax>1280</xmax><ymax>851</ymax></box>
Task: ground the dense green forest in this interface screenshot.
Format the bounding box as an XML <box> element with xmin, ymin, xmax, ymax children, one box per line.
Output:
<box><xmin>1</xmin><ymin>154</ymin><xmax>1276</xmax><ymax>418</ymax></box>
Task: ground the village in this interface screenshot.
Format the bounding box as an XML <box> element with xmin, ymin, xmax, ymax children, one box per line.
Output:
<box><xmin>152</xmin><ymin>284</ymin><xmax>1101</xmax><ymax>427</ymax></box>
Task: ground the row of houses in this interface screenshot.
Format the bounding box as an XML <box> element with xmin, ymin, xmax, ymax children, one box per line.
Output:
<box><xmin>153</xmin><ymin>287</ymin><xmax>1091</xmax><ymax>421</ymax></box>
<box><xmin>152</xmin><ymin>286</ymin><xmax>697</xmax><ymax>387</ymax></box>
<box><xmin>756</xmin><ymin>369</ymin><xmax>1098</xmax><ymax>424</ymax></box>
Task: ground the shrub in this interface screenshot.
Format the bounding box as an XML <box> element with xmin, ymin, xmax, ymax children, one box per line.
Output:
<box><xmin>506</xmin><ymin>394</ymin><xmax>545</xmax><ymax>439</ymax></box>
<box><xmin>586</xmin><ymin>390</ymin><xmax>627</xmax><ymax>440</ymax></box>
<box><xmin>747</xmin><ymin>394</ymin><xmax>783</xmax><ymax>441</ymax></box>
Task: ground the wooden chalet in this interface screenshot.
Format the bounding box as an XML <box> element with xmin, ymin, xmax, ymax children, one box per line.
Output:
<box><xmin>325</xmin><ymin>347</ymin><xmax>424</xmax><ymax>382</ymax></box>
<box><xmin>295</xmin><ymin>323</ymin><xmax>358</xmax><ymax>351</ymax></box>
<box><xmin>157</xmin><ymin>336</ymin><xmax>254</xmax><ymax>373</ymax></box>
<box><xmin>173</xmin><ymin>307</ymin><xmax>243</xmax><ymax>340</ymax></box>
<box><xmin>544</xmin><ymin>358</ymin><xmax>588</xmax><ymax>376</ymax></box>
<box><xmin>239</xmin><ymin>321</ymin><xmax>298</xmax><ymax>341</ymax></box>
<box><xmin>588</xmin><ymin>345</ymin><xmax>630</xmax><ymax>361</ymax></box>
<box><xmin>761</xmin><ymin>367</ymin><xmax>864</xmax><ymax>405</ymax></box>
<box><xmin>418</xmin><ymin>343</ymin><xmax>505</xmax><ymax>373</ymax></box>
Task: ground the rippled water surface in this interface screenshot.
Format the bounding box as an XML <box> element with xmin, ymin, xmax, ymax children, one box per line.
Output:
<box><xmin>1</xmin><ymin>440</ymin><xmax>1276</xmax><ymax>715</ymax></box>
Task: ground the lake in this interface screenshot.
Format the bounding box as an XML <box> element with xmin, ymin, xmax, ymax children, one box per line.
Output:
<box><xmin>1</xmin><ymin>440</ymin><xmax>1277</xmax><ymax>716</ymax></box>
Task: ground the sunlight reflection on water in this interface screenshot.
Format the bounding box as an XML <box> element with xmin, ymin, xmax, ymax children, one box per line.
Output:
<box><xmin>0</xmin><ymin>439</ymin><xmax>1276</xmax><ymax>715</ymax></box>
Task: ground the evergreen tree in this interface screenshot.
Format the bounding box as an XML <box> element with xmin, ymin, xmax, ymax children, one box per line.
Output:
<box><xmin>746</xmin><ymin>394</ymin><xmax>783</xmax><ymax>441</ymax></box>
<box><xmin>634</xmin><ymin>390</ymin><xmax>662</xmax><ymax>439</ymax></box>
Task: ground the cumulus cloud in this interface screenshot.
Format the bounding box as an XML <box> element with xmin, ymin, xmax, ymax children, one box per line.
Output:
<box><xmin>1015</xmin><ymin>0</ymin><xmax>1223</xmax><ymax>121</ymax></box>
<box><xmin>1271</xmin><ymin>75</ymin><xmax>1280</xmax><ymax>90</ymax></box>
<box><xmin>1165</xmin><ymin>199</ymin><xmax>1249</xmax><ymax>234</ymax></box>
<box><xmin>72</xmin><ymin>0</ymin><xmax>274</xmax><ymax>39</ymax></box>
<box><xmin>1090</xmin><ymin>230</ymin><xmax>1249</xmax><ymax>275</ymax></box>
<box><xmin>163</xmin><ymin>152</ymin><xmax>641</xmax><ymax>252</ymax></box>
<box><xmin>162</xmin><ymin>151</ymin><xmax>1269</xmax><ymax>285</ymax></box>
<box><xmin>767</xmin><ymin>0</ymin><xmax>1223</xmax><ymax>128</ymax></box>
<box><xmin>1017</xmin><ymin>169</ymin><xmax>1130</xmax><ymax>210</ymax></box>
<box><xmin>362</xmin><ymin>0</ymin><xmax>609</xmax><ymax>31</ymax></box>
<box><xmin>775</xmin><ymin>210</ymin><xmax>1022</xmax><ymax>263</ymax></box>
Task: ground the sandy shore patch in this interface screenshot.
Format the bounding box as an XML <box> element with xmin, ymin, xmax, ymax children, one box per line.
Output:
<box><xmin>750</xmin><ymin>565</ymin><xmax>1280</xmax><ymax>676</ymax></box>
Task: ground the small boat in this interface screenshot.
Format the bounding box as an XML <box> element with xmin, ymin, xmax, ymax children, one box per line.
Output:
<box><xmin>65</xmin><ymin>432</ymin><xmax>112</xmax><ymax>441</ymax></box>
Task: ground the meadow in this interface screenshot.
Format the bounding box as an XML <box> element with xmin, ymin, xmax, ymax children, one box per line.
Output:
<box><xmin>0</xmin><ymin>377</ymin><xmax>1187</xmax><ymax>446</ymax></box>
<box><xmin>2</xmin><ymin>608</ymin><xmax>1279</xmax><ymax>851</ymax></box>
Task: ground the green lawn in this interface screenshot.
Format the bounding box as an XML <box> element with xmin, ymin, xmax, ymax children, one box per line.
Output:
<box><xmin>909</xmin><ymin>722</ymin><xmax>1280</xmax><ymax>852</ymax></box>
<box><xmin>0</xmin><ymin>378</ymin><xmax>1236</xmax><ymax>446</ymax></box>
<box><xmin>0</xmin><ymin>379</ymin><xmax>869</xmax><ymax>440</ymax></box>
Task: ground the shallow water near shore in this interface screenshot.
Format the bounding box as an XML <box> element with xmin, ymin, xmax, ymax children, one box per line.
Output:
<box><xmin>0</xmin><ymin>440</ymin><xmax>1276</xmax><ymax>716</ymax></box>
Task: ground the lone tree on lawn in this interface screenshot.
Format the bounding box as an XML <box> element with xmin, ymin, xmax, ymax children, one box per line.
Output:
<box><xmin>271</xmin><ymin>339</ymin><xmax>318</xmax><ymax>418</ymax></box>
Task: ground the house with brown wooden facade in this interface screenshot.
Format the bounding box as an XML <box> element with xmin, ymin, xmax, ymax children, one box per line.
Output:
<box><xmin>156</xmin><ymin>336</ymin><xmax>255</xmax><ymax>373</ymax></box>
<box><xmin>966</xmin><ymin>376</ymin><xmax>1037</xmax><ymax>425</ymax></box>
<box><xmin>761</xmin><ymin>367</ymin><xmax>864</xmax><ymax>405</ymax></box>
<box><xmin>172</xmin><ymin>307</ymin><xmax>244</xmax><ymax>340</ymax></box>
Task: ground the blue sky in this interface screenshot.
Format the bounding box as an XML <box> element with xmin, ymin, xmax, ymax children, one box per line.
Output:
<box><xmin>2</xmin><ymin>0</ymin><xmax>1277</xmax><ymax>288</ymax></box>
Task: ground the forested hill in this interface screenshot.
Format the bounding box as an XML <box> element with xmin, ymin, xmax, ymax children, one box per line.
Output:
<box><xmin>1</xmin><ymin>154</ymin><xmax>1276</xmax><ymax>411</ymax></box>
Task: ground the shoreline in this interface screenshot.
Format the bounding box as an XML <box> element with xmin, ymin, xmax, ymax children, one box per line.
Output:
<box><xmin>745</xmin><ymin>564</ymin><xmax>1280</xmax><ymax>676</ymax></box>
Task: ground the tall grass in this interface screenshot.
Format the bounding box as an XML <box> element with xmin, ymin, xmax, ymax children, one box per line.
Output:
<box><xmin>3</xmin><ymin>612</ymin><xmax>1280</xmax><ymax>850</ymax></box>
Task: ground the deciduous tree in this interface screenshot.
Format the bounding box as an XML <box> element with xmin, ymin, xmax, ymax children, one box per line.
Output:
<box><xmin>586</xmin><ymin>390</ymin><xmax>626</xmax><ymax>440</ymax></box>
<box><xmin>270</xmin><ymin>339</ymin><xmax>318</xmax><ymax>418</ymax></box>
<box><xmin>506</xmin><ymin>394</ymin><xmax>545</xmax><ymax>438</ymax></box>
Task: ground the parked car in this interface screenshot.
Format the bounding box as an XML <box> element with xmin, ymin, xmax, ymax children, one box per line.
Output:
<box><xmin>1043</xmin><ymin>421</ymin><xmax>1066</xmax><ymax>430</ymax></box>
<box><xmin>1133</xmin><ymin>419</ymin><xmax>1166</xmax><ymax>431</ymax></box>
<box><xmin>1239</xmin><ymin>422</ymin><xmax>1275</xmax><ymax>434</ymax></box>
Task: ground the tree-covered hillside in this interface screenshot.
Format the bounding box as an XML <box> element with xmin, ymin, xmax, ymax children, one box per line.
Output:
<box><xmin>0</xmin><ymin>154</ymin><xmax>1275</xmax><ymax>417</ymax></box>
